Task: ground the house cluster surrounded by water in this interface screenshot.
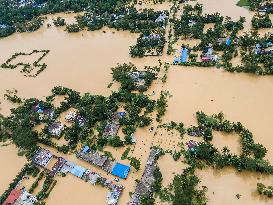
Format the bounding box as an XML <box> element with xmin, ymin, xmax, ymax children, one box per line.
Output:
<box><xmin>77</xmin><ymin>146</ymin><xmax>131</xmax><ymax>179</ymax></box>
<box><xmin>128</xmin><ymin>149</ymin><xmax>160</xmax><ymax>205</ymax></box>
<box><xmin>32</xmin><ymin>148</ymin><xmax>124</xmax><ymax>205</ymax></box>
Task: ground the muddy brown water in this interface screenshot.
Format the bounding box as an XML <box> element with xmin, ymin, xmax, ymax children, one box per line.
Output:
<box><xmin>1</xmin><ymin>1</ymin><xmax>273</xmax><ymax>204</ymax></box>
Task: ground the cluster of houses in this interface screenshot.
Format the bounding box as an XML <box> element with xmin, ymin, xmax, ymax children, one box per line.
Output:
<box><xmin>32</xmin><ymin>148</ymin><xmax>65</xmax><ymax>177</ymax></box>
<box><xmin>255</xmin><ymin>42</ymin><xmax>273</xmax><ymax>55</ymax></box>
<box><xmin>3</xmin><ymin>187</ymin><xmax>37</xmax><ymax>205</ymax></box>
<box><xmin>76</xmin><ymin>146</ymin><xmax>131</xmax><ymax>179</ymax></box>
<box><xmin>128</xmin><ymin>149</ymin><xmax>160</xmax><ymax>205</ymax></box>
<box><xmin>32</xmin><ymin>148</ymin><xmax>124</xmax><ymax>205</ymax></box>
<box><xmin>103</xmin><ymin>112</ymin><xmax>126</xmax><ymax>138</ymax></box>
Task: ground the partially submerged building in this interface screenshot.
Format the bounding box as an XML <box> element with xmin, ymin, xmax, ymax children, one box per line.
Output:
<box><xmin>128</xmin><ymin>149</ymin><xmax>160</xmax><ymax>205</ymax></box>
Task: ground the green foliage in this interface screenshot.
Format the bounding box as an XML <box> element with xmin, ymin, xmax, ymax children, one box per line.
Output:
<box><xmin>140</xmin><ymin>194</ymin><xmax>155</xmax><ymax>205</ymax></box>
<box><xmin>236</xmin><ymin>0</ymin><xmax>250</xmax><ymax>7</ymax></box>
<box><xmin>257</xmin><ymin>183</ymin><xmax>273</xmax><ymax>197</ymax></box>
<box><xmin>130</xmin><ymin>157</ymin><xmax>141</xmax><ymax>171</ymax></box>
<box><xmin>4</xmin><ymin>89</ymin><xmax>23</xmax><ymax>104</ymax></box>
<box><xmin>53</xmin><ymin>17</ymin><xmax>66</xmax><ymax>27</ymax></box>
<box><xmin>29</xmin><ymin>171</ymin><xmax>44</xmax><ymax>193</ymax></box>
<box><xmin>168</xmin><ymin>167</ymin><xmax>208</xmax><ymax>205</ymax></box>
<box><xmin>152</xmin><ymin>166</ymin><xmax>163</xmax><ymax>193</ymax></box>
<box><xmin>111</xmin><ymin>63</ymin><xmax>158</xmax><ymax>92</ymax></box>
<box><xmin>185</xmin><ymin>112</ymin><xmax>273</xmax><ymax>174</ymax></box>
<box><xmin>108</xmin><ymin>136</ymin><xmax>124</xmax><ymax>147</ymax></box>
<box><xmin>121</xmin><ymin>147</ymin><xmax>131</xmax><ymax>160</ymax></box>
<box><xmin>65</xmin><ymin>24</ymin><xmax>81</xmax><ymax>33</ymax></box>
<box><xmin>36</xmin><ymin>174</ymin><xmax>55</xmax><ymax>200</ymax></box>
<box><xmin>251</xmin><ymin>14</ymin><xmax>272</xmax><ymax>29</ymax></box>
<box><xmin>156</xmin><ymin>91</ymin><xmax>171</xmax><ymax>122</ymax></box>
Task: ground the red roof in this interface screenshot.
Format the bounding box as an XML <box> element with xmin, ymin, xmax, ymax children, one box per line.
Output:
<box><xmin>3</xmin><ymin>188</ymin><xmax>22</xmax><ymax>205</ymax></box>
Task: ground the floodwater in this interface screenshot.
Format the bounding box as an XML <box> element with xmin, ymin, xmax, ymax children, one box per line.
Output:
<box><xmin>1</xmin><ymin>0</ymin><xmax>273</xmax><ymax>204</ymax></box>
<box><xmin>46</xmin><ymin>174</ymin><xmax>108</xmax><ymax>205</ymax></box>
<box><xmin>0</xmin><ymin>144</ymin><xmax>27</xmax><ymax>194</ymax></box>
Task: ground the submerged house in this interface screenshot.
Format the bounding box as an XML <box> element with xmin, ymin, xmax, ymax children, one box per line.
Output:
<box><xmin>32</xmin><ymin>148</ymin><xmax>53</xmax><ymax>168</ymax></box>
<box><xmin>201</xmin><ymin>45</ymin><xmax>218</xmax><ymax>62</ymax></box>
<box><xmin>48</xmin><ymin>121</ymin><xmax>64</xmax><ymax>137</ymax></box>
<box><xmin>129</xmin><ymin>71</ymin><xmax>147</xmax><ymax>88</ymax></box>
<box><xmin>103</xmin><ymin>112</ymin><xmax>126</xmax><ymax>138</ymax></box>
<box><xmin>65</xmin><ymin>111</ymin><xmax>77</xmax><ymax>122</ymax></box>
<box><xmin>155</xmin><ymin>12</ymin><xmax>168</xmax><ymax>23</ymax></box>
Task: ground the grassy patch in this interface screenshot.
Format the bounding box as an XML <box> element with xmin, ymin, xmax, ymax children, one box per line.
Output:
<box><xmin>236</xmin><ymin>0</ymin><xmax>250</xmax><ymax>7</ymax></box>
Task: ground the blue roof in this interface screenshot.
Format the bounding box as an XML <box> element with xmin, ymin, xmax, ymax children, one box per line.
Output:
<box><xmin>82</xmin><ymin>146</ymin><xmax>90</xmax><ymax>154</ymax></box>
<box><xmin>118</xmin><ymin>112</ymin><xmax>126</xmax><ymax>117</ymax></box>
<box><xmin>180</xmin><ymin>48</ymin><xmax>188</xmax><ymax>63</ymax></box>
<box><xmin>111</xmin><ymin>163</ymin><xmax>130</xmax><ymax>179</ymax></box>
<box><xmin>70</xmin><ymin>165</ymin><xmax>86</xmax><ymax>178</ymax></box>
<box><xmin>226</xmin><ymin>38</ymin><xmax>231</xmax><ymax>46</ymax></box>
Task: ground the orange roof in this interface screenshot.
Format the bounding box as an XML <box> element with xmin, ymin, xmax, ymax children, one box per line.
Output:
<box><xmin>3</xmin><ymin>188</ymin><xmax>22</xmax><ymax>205</ymax></box>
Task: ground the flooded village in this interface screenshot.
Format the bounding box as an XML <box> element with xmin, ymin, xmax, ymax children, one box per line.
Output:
<box><xmin>0</xmin><ymin>0</ymin><xmax>273</xmax><ymax>205</ymax></box>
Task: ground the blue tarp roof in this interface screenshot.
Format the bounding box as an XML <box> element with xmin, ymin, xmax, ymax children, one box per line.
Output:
<box><xmin>82</xmin><ymin>146</ymin><xmax>90</xmax><ymax>154</ymax></box>
<box><xmin>111</xmin><ymin>163</ymin><xmax>130</xmax><ymax>179</ymax></box>
<box><xmin>118</xmin><ymin>112</ymin><xmax>126</xmax><ymax>117</ymax></box>
<box><xmin>226</xmin><ymin>38</ymin><xmax>231</xmax><ymax>46</ymax></box>
<box><xmin>180</xmin><ymin>48</ymin><xmax>188</xmax><ymax>63</ymax></box>
<box><xmin>70</xmin><ymin>165</ymin><xmax>86</xmax><ymax>178</ymax></box>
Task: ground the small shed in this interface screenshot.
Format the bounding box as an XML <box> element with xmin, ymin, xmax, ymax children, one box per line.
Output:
<box><xmin>111</xmin><ymin>163</ymin><xmax>130</xmax><ymax>179</ymax></box>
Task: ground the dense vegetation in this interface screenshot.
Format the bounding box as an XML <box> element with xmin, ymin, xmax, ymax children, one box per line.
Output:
<box><xmin>0</xmin><ymin>63</ymin><xmax>159</xmax><ymax>158</ymax></box>
<box><xmin>184</xmin><ymin>112</ymin><xmax>273</xmax><ymax>174</ymax></box>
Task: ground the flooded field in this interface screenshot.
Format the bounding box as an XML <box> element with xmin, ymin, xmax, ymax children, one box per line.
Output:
<box><xmin>1</xmin><ymin>0</ymin><xmax>273</xmax><ymax>204</ymax></box>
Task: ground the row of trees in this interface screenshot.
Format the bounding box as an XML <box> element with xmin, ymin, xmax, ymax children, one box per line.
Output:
<box><xmin>1</xmin><ymin>49</ymin><xmax>50</xmax><ymax>77</ymax></box>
